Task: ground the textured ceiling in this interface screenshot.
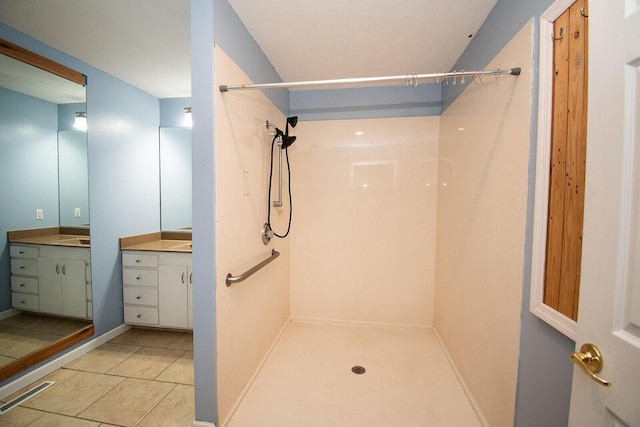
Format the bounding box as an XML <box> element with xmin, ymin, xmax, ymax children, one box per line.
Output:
<box><xmin>0</xmin><ymin>0</ymin><xmax>497</xmax><ymax>98</ymax></box>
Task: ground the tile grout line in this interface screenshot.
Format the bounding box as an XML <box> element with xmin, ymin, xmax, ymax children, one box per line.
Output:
<box><xmin>133</xmin><ymin>382</ymin><xmax>179</xmax><ymax>427</ymax></box>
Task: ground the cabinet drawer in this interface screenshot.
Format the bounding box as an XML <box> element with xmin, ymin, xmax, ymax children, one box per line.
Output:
<box><xmin>124</xmin><ymin>305</ymin><xmax>158</xmax><ymax>325</ymax></box>
<box><xmin>123</xmin><ymin>253</ymin><xmax>158</xmax><ymax>268</ymax></box>
<box><xmin>123</xmin><ymin>268</ymin><xmax>158</xmax><ymax>287</ymax></box>
<box><xmin>11</xmin><ymin>258</ymin><xmax>38</xmax><ymax>276</ymax></box>
<box><xmin>124</xmin><ymin>287</ymin><xmax>158</xmax><ymax>306</ymax></box>
<box><xmin>11</xmin><ymin>276</ymin><xmax>38</xmax><ymax>294</ymax></box>
<box><xmin>12</xmin><ymin>292</ymin><xmax>39</xmax><ymax>311</ymax></box>
<box><xmin>10</xmin><ymin>245</ymin><xmax>38</xmax><ymax>258</ymax></box>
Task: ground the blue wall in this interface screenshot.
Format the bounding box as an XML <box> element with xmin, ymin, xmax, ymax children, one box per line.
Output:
<box><xmin>290</xmin><ymin>84</ymin><xmax>441</xmax><ymax>120</ymax></box>
<box><xmin>0</xmin><ymin>88</ymin><xmax>59</xmax><ymax>311</ymax></box>
<box><xmin>191</xmin><ymin>0</ymin><xmax>217</xmax><ymax>423</ymax></box>
<box><xmin>0</xmin><ymin>23</ymin><xmax>160</xmax><ymax>386</ymax></box>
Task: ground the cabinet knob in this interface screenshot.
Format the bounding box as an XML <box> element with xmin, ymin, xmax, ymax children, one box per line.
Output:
<box><xmin>136</xmin><ymin>296</ymin><xmax>141</xmax><ymax>300</ymax></box>
<box><xmin>21</xmin><ymin>300</ymin><xmax>26</xmax><ymax>304</ymax></box>
<box><xmin>137</xmin><ymin>314</ymin><xmax>142</xmax><ymax>318</ymax></box>
<box><xmin>20</xmin><ymin>283</ymin><xmax>25</xmax><ymax>287</ymax></box>
<box><xmin>136</xmin><ymin>276</ymin><xmax>142</xmax><ymax>280</ymax></box>
<box><xmin>136</xmin><ymin>259</ymin><xmax>141</xmax><ymax>263</ymax></box>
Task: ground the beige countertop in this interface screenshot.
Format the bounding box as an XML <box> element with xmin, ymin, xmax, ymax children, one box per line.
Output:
<box><xmin>8</xmin><ymin>227</ymin><xmax>90</xmax><ymax>248</ymax></box>
<box><xmin>120</xmin><ymin>231</ymin><xmax>192</xmax><ymax>253</ymax></box>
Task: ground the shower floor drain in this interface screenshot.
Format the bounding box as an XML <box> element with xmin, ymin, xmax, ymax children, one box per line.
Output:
<box><xmin>351</xmin><ymin>365</ymin><xmax>366</xmax><ymax>375</ymax></box>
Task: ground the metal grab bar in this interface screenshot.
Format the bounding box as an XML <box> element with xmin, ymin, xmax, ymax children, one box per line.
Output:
<box><xmin>226</xmin><ymin>249</ymin><xmax>280</xmax><ymax>287</ymax></box>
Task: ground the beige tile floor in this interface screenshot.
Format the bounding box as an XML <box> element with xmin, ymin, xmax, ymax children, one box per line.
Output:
<box><xmin>0</xmin><ymin>328</ymin><xmax>194</xmax><ymax>427</ymax></box>
<box><xmin>226</xmin><ymin>321</ymin><xmax>482</xmax><ymax>427</ymax></box>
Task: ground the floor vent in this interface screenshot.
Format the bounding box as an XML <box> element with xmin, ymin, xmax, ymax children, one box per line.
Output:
<box><xmin>0</xmin><ymin>381</ymin><xmax>55</xmax><ymax>414</ymax></box>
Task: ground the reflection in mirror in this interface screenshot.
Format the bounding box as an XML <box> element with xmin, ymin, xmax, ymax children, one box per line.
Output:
<box><xmin>0</xmin><ymin>39</ymin><xmax>92</xmax><ymax>382</ymax></box>
<box><xmin>160</xmin><ymin>127</ymin><xmax>192</xmax><ymax>231</ymax></box>
<box><xmin>58</xmin><ymin>130</ymin><xmax>89</xmax><ymax>227</ymax></box>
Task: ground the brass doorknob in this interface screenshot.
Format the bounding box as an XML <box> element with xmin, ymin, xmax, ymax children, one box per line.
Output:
<box><xmin>570</xmin><ymin>343</ymin><xmax>611</xmax><ymax>387</ymax></box>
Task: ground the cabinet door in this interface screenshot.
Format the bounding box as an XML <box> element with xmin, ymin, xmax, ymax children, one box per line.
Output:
<box><xmin>158</xmin><ymin>265</ymin><xmax>189</xmax><ymax>328</ymax></box>
<box><xmin>61</xmin><ymin>258</ymin><xmax>87</xmax><ymax>317</ymax></box>
<box><xmin>38</xmin><ymin>256</ymin><xmax>63</xmax><ymax>314</ymax></box>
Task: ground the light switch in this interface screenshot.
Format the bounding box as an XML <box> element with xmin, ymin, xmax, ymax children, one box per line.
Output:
<box><xmin>74</xmin><ymin>208</ymin><xmax>81</xmax><ymax>218</ymax></box>
<box><xmin>35</xmin><ymin>209</ymin><xmax>43</xmax><ymax>220</ymax></box>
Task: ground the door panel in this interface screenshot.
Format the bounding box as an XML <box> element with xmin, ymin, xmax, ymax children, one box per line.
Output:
<box><xmin>568</xmin><ymin>1</ymin><xmax>640</xmax><ymax>425</ymax></box>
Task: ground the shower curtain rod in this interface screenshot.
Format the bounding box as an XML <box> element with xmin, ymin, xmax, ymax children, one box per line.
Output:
<box><xmin>219</xmin><ymin>67</ymin><xmax>521</xmax><ymax>92</ymax></box>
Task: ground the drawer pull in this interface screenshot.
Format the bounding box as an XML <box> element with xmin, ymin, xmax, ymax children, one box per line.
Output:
<box><xmin>137</xmin><ymin>314</ymin><xmax>142</xmax><ymax>318</ymax></box>
<box><xmin>20</xmin><ymin>266</ymin><xmax>25</xmax><ymax>270</ymax></box>
<box><xmin>136</xmin><ymin>259</ymin><xmax>141</xmax><ymax>263</ymax></box>
<box><xmin>20</xmin><ymin>300</ymin><xmax>26</xmax><ymax>304</ymax></box>
<box><xmin>136</xmin><ymin>296</ymin><xmax>141</xmax><ymax>300</ymax></box>
<box><xmin>19</xmin><ymin>250</ymin><xmax>24</xmax><ymax>254</ymax></box>
<box><xmin>137</xmin><ymin>276</ymin><xmax>142</xmax><ymax>280</ymax></box>
<box><xmin>20</xmin><ymin>283</ymin><xmax>25</xmax><ymax>287</ymax></box>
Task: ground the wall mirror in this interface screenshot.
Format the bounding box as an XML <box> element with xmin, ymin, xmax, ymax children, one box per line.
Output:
<box><xmin>160</xmin><ymin>127</ymin><xmax>192</xmax><ymax>231</ymax></box>
<box><xmin>0</xmin><ymin>39</ymin><xmax>93</xmax><ymax>382</ymax></box>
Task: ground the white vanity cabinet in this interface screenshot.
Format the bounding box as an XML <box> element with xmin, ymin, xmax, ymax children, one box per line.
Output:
<box><xmin>10</xmin><ymin>245</ymin><xmax>40</xmax><ymax>311</ymax></box>
<box><xmin>122</xmin><ymin>251</ymin><xmax>192</xmax><ymax>329</ymax></box>
<box><xmin>10</xmin><ymin>243</ymin><xmax>91</xmax><ymax>319</ymax></box>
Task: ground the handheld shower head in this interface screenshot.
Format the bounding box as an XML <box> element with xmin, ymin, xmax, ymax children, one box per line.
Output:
<box><xmin>281</xmin><ymin>135</ymin><xmax>297</xmax><ymax>149</ymax></box>
<box><xmin>283</xmin><ymin>116</ymin><xmax>298</xmax><ymax>148</ymax></box>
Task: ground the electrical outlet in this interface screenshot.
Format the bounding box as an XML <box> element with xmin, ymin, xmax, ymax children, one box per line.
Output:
<box><xmin>35</xmin><ymin>209</ymin><xmax>44</xmax><ymax>220</ymax></box>
<box><xmin>74</xmin><ymin>208</ymin><xmax>81</xmax><ymax>218</ymax></box>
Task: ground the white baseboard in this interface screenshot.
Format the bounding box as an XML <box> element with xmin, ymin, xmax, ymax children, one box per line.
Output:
<box><xmin>0</xmin><ymin>323</ymin><xmax>131</xmax><ymax>400</ymax></box>
<box><xmin>432</xmin><ymin>328</ymin><xmax>489</xmax><ymax>427</ymax></box>
<box><xmin>192</xmin><ymin>421</ymin><xmax>216</xmax><ymax>427</ymax></box>
<box><xmin>0</xmin><ymin>308</ymin><xmax>21</xmax><ymax>321</ymax></box>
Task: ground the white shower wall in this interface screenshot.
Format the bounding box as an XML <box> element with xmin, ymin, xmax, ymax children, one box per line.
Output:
<box><xmin>434</xmin><ymin>22</ymin><xmax>532</xmax><ymax>426</ymax></box>
<box><xmin>214</xmin><ymin>46</ymin><xmax>291</xmax><ymax>423</ymax></box>
<box><xmin>290</xmin><ymin>117</ymin><xmax>439</xmax><ymax>326</ymax></box>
